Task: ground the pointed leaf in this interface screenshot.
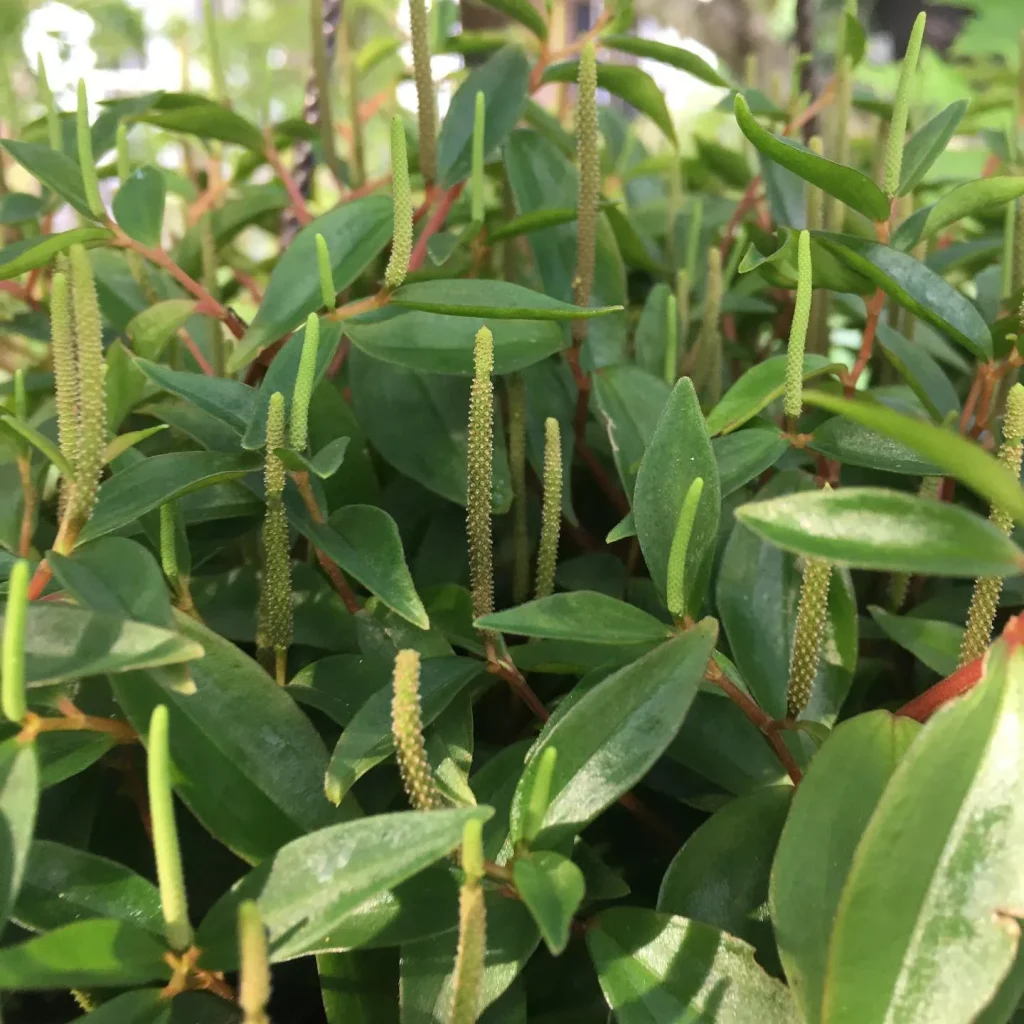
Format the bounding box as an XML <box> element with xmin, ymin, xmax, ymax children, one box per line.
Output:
<box><xmin>471</xmin><ymin>0</ymin><xmax>546</xmax><ymax>39</ymax></box>
<box><xmin>135</xmin><ymin>93</ymin><xmax>264</xmax><ymax>151</ymax></box>
<box><xmin>0</xmin><ymin>415</ymin><xmax>73</xmax><ymax>478</ymax></box>
<box><xmin>875</xmin><ymin>323</ymin><xmax>959</xmax><ymax>423</ymax></box>
<box><xmin>513</xmin><ymin>851</ymin><xmax>585</xmax><ymax>955</ymax></box>
<box><xmin>0</xmin><ymin>140</ymin><xmax>97</xmax><ymax>219</ymax></box>
<box><xmin>0</xmin><ymin>740</ymin><xmax>39</xmax><ymax>931</ymax></box>
<box><xmin>898</xmin><ymin>100</ymin><xmax>968</xmax><ymax>195</ymax></box>
<box><xmin>112</xmin><ymin>166</ymin><xmax>166</xmax><ymax>247</ymax></box>
<box><xmin>868</xmin><ymin>605</ymin><xmax>962</xmax><ymax>677</ymax></box>
<box><xmin>808</xmin><ymin>417</ymin><xmax>942</xmax><ymax>475</ymax></box>
<box><xmin>0</xmin><ymin>227</ymin><xmax>112</xmax><ymax>281</ymax></box>
<box><xmin>135</xmin><ymin>358</ymin><xmax>256</xmax><ymax>433</ymax></box>
<box><xmin>602</xmin><ymin>35</ymin><xmax>731</xmax><ymax>88</ymax></box>
<box><xmin>713</xmin><ymin>428</ymin><xmax>789</xmax><ymax>497</ymax></box>
<box><xmin>898</xmin><ymin>177</ymin><xmax>1024</xmax><ymax>248</ymax></box>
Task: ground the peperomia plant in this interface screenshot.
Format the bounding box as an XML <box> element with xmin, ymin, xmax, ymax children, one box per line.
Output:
<box><xmin>1</xmin><ymin>1</ymin><xmax>1024</xmax><ymax>1021</ymax></box>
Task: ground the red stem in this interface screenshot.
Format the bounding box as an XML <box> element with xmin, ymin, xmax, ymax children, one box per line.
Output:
<box><xmin>409</xmin><ymin>184</ymin><xmax>464</xmax><ymax>273</ymax></box>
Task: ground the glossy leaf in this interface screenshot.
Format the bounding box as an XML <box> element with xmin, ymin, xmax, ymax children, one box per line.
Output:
<box><xmin>587</xmin><ymin>907</ymin><xmax>796</xmax><ymax>1024</ymax></box>
<box><xmin>135</xmin><ymin>92</ymin><xmax>264</xmax><ymax>151</ymax></box>
<box><xmin>770</xmin><ymin>711</ymin><xmax>919</xmax><ymax>1024</ymax></box>
<box><xmin>323</xmin><ymin>656</ymin><xmax>482</xmax><ymax>805</ymax></box>
<box><xmin>633</xmin><ymin>378</ymin><xmax>720</xmax><ymax>615</ymax></box>
<box><xmin>713</xmin><ymin>429</ymin><xmax>789</xmax><ymax>497</ymax></box>
<box><xmin>898</xmin><ymin>100</ymin><xmax>968</xmax><ymax>196</ymax></box>
<box><xmin>112</xmin><ymin>166</ymin><xmax>166</xmax><ymax>247</ymax></box>
<box><xmin>0</xmin><ymin>227</ymin><xmax>112</xmax><ymax>281</ymax></box>
<box><xmin>875</xmin><ymin>324</ymin><xmax>959</xmax><ymax>423</ymax></box>
<box><xmin>0</xmin><ymin>140</ymin><xmax>96</xmax><ymax>218</ymax></box>
<box><xmin>473</xmin><ymin>0</ymin><xmax>546</xmax><ymax>38</ymax></box>
<box><xmin>512</xmin><ymin>851</ymin><xmax>585</xmax><ymax>955</ymax></box>
<box><xmin>898</xmin><ymin>177</ymin><xmax>1024</xmax><ymax>249</ymax></box>
<box><xmin>737</xmin><ymin>485</ymin><xmax>1024</xmax><ymax>578</ymax></box>
<box><xmin>734</xmin><ymin>95</ymin><xmax>890</xmax><ymax>221</ymax></box>
<box><xmin>476</xmin><ymin>591</ymin><xmax>672</xmax><ymax>645</ymax></box>
<box><xmin>230</xmin><ymin>195</ymin><xmax>394</xmax><ymax>371</ymax></box>
<box><xmin>0</xmin><ymin>415</ymin><xmax>73</xmax><ymax>478</ymax></box>
<box><xmin>868</xmin><ymin>605</ymin><xmax>962</xmax><ymax>677</ymax></box>
<box><xmin>437</xmin><ymin>45</ymin><xmax>531</xmax><ymax>187</ymax></box>
<box><xmin>510</xmin><ymin>620</ymin><xmax>718</xmax><ymax>847</ymax></box>
<box><xmin>0</xmin><ymin>740</ymin><xmax>39</xmax><ymax>930</ymax></box>
<box><xmin>808</xmin><ymin>417</ymin><xmax>941</xmax><ymax>475</ymax></box>
<box><xmin>602</xmin><ymin>35</ymin><xmax>731</xmax><ymax>88</ymax></box>
<box><xmin>126</xmin><ymin>300</ymin><xmax>197</xmax><ymax>361</ymax></box>
<box><xmin>135</xmin><ymin>358</ymin><xmax>256</xmax><ymax>433</ymax></box>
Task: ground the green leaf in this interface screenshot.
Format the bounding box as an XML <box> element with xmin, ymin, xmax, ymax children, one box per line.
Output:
<box><xmin>739</xmin><ymin>483</ymin><xmax>1024</xmax><ymax>577</ymax></box>
<box><xmin>510</xmin><ymin>620</ymin><xmax>718</xmax><ymax>847</ymax></box>
<box><xmin>437</xmin><ymin>45</ymin><xmax>532</xmax><ymax>187</ymax></box>
<box><xmin>135</xmin><ymin>358</ymin><xmax>256</xmax><ymax>433</ymax></box>
<box><xmin>606</xmin><ymin>512</ymin><xmax>635</xmax><ymax>543</ymax></box>
<box><xmin>814</xmin><ymin>234</ymin><xmax>993</xmax><ymax>359</ymax></box>
<box><xmin>6</xmin><ymin>603</ymin><xmax>202</xmax><ymax>686</ymax></box>
<box><xmin>103</xmin><ymin>425</ymin><xmax>169</xmax><ymax>465</ymax></box>
<box><xmin>868</xmin><ymin>605</ymin><xmax>962</xmax><ymax>677</ymax></box>
<box><xmin>323</xmin><ymin>656</ymin><xmax>482</xmax><ymax>805</ymax></box>
<box><xmin>350</xmin><ymin>350</ymin><xmax>512</xmax><ymax>513</ymax></box>
<box><xmin>633</xmin><ymin>283</ymin><xmax>672</xmax><ymax>377</ymax></box>
<box><xmin>586</xmin><ymin>907</ymin><xmax>796</xmax><ymax>1023</ymax></box>
<box><xmin>277</xmin><ymin>437</ymin><xmax>349</xmax><ymax>478</ymax></box>
<box><xmin>111</xmin><ymin>613</ymin><xmax>342</xmax><ymax>864</ymax></box>
<box><xmin>898</xmin><ymin>177</ymin><xmax>1024</xmax><ymax>249</ymax></box>
<box><xmin>0</xmin><ymin>415</ymin><xmax>73</xmax><ymax>478</ymax></box>
<box><xmin>705</xmin><ymin>354</ymin><xmax>838</xmax><ymax>436</ymax></box>
<box><xmin>36</xmin><ymin>732</ymin><xmax>114</xmax><ymax>788</ymax></box>
<box><xmin>0</xmin><ymin>192</ymin><xmax>44</xmax><ymax>225</ymax></box>
<box><xmin>476</xmin><ymin>591</ymin><xmax>672</xmax><ymax>645</ymax></box>
<box><xmin>230</xmin><ymin>195</ymin><xmax>394</xmax><ymax>371</ymax></box>
<box><xmin>713</xmin><ymin>428</ymin><xmax>789</xmax><ymax>497</ymax></box>
<box><xmin>542</xmin><ymin>61</ymin><xmax>676</xmax><ymax>143</ymax></box>
<box><xmin>486</xmin><ymin>207</ymin><xmax>578</xmax><ymax>242</ymax></box>
<box><xmin>0</xmin><ymin>740</ymin><xmax>39</xmax><ymax>930</ymax></box>
<box><xmin>66</xmin><ymin>989</ymin><xmax>166</xmax><ymax>1024</ymax></box>
<box><xmin>601</xmin><ymin>34</ymin><xmax>731</xmax><ymax>88</ymax></box>
<box><xmin>734</xmin><ymin>94</ymin><xmax>890</xmax><ymax>222</ymax></box>
<box><xmin>633</xmin><ymin>378</ymin><xmax>720</xmax><ymax>615</ymax></box>
<box><xmin>875</xmin><ymin>323</ymin><xmax>959</xmax><ymax>423</ymax></box>
<box><xmin>0</xmin><ymin>919</ymin><xmax>170</xmax><ymax>989</ymax></box>
<box><xmin>0</xmin><ymin>227</ymin><xmax>112</xmax><ymax>281</ymax></box>
<box><xmin>898</xmin><ymin>100</ymin><xmax>968</xmax><ymax>195</ymax></box>
<box><xmin>802</xmin><ymin>390</ymin><xmax>1024</xmax><ymax>526</ymax></box>
<box><xmin>112</xmin><ymin>166</ymin><xmax>166</xmax><ymax>247</ymax></box>
<box><xmin>135</xmin><ymin>92</ymin><xmax>265</xmax><ymax>151</ymax></box>
<box><xmin>0</xmin><ymin>140</ymin><xmax>97</xmax><ymax>219</ymax></box>
<box><xmin>591</xmin><ymin>365</ymin><xmax>672</xmax><ymax>497</ymax></box>
<box><xmin>472</xmin><ymin>0</ymin><xmax>546</xmax><ymax>38</ymax></box>
<box><xmin>717</xmin><ymin>472</ymin><xmax>858</xmax><ymax>723</ymax></box>
<box><xmin>390</xmin><ymin>279</ymin><xmax>621</xmax><ymax>321</ymax></box>
<box><xmin>513</xmin><ymin>851</ymin><xmax>585</xmax><ymax>954</ymax></box>
<box><xmin>196</xmin><ymin>808</ymin><xmax>490</xmax><ymax>964</ymax></box>
<box><xmin>345</xmin><ymin>306</ymin><xmax>567</xmax><ymax>376</ymax></box>
<box><xmin>770</xmin><ymin>711</ymin><xmax>919</xmax><ymax>1024</ymax></box>
<box><xmin>80</xmin><ymin>450</ymin><xmax>261</xmax><ymax>543</ymax></box>
<box><xmin>126</xmin><ymin>300</ymin><xmax>197</xmax><ymax>361</ymax></box>
<box><xmin>14</xmin><ymin>840</ymin><xmax>162</xmax><ymax>936</ymax></box>
<box><xmin>808</xmin><ymin>416</ymin><xmax>942</xmax><ymax>475</ymax></box>
<box><xmin>824</xmin><ymin>635</ymin><xmax>1024</xmax><ymax>1023</ymax></box>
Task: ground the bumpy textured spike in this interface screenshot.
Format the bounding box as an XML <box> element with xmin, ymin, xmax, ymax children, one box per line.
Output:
<box><xmin>290</xmin><ymin>314</ymin><xmax>320</xmax><ymax>451</ymax></box>
<box><xmin>535</xmin><ymin>417</ymin><xmax>562</xmax><ymax>600</ymax></box>
<box><xmin>574</xmin><ymin>43</ymin><xmax>599</xmax><ymax>317</ymax></box>
<box><xmin>257</xmin><ymin>499</ymin><xmax>293</xmax><ymax>662</ymax></box>
<box><xmin>960</xmin><ymin>384</ymin><xmax>1024</xmax><ymax>665</ymax></box>
<box><xmin>391</xmin><ymin>649</ymin><xmax>444</xmax><ymax>810</ymax></box>
<box><xmin>887</xmin><ymin>475</ymin><xmax>941</xmax><ymax>611</ymax></box>
<box><xmin>521</xmin><ymin>746</ymin><xmax>557</xmax><ymax>844</ymax></box>
<box><xmin>159</xmin><ymin>503</ymin><xmax>179</xmax><ymax>584</ymax></box>
<box><xmin>238</xmin><ymin>901</ymin><xmax>271</xmax><ymax>1024</ymax></box>
<box><xmin>471</xmin><ymin>91</ymin><xmax>486</xmax><ymax>224</ymax></box>
<box><xmin>76</xmin><ymin>80</ymin><xmax>103</xmax><ymax>217</ymax></box>
<box><xmin>147</xmin><ymin>705</ymin><xmax>193</xmax><ymax>952</ymax></box>
<box><xmin>676</xmin><ymin>268</ymin><xmax>690</xmax><ymax>361</ymax></box>
<box><xmin>1013</xmin><ymin>198</ymin><xmax>1024</xmax><ymax>297</ymax></box>
<box><xmin>467</xmin><ymin>327</ymin><xmax>495</xmax><ymax>622</ymax></box>
<box><xmin>784</xmin><ymin>231</ymin><xmax>813</xmax><ymax>420</ymax></box>
<box><xmin>695</xmin><ymin>247</ymin><xmax>723</xmax><ymax>405</ymax></box>
<box><xmin>1</xmin><ymin>559</ymin><xmax>29</xmax><ymax>723</ymax></box>
<box><xmin>316</xmin><ymin>233</ymin><xmax>335</xmax><ymax>310</ymax></box>
<box><xmin>49</xmin><ymin>271</ymin><xmax>78</xmax><ymax>479</ymax></box>
<box><xmin>449</xmin><ymin>881</ymin><xmax>486</xmax><ymax>1024</ymax></box>
<box><xmin>663</xmin><ymin>292</ymin><xmax>679</xmax><ymax>384</ymax></box>
<box><xmin>506</xmin><ymin>374</ymin><xmax>529</xmax><ymax>605</ymax></box>
<box><xmin>665</xmin><ymin>477</ymin><xmax>705</xmax><ymax>619</ymax></box>
<box><xmin>461</xmin><ymin>819</ymin><xmax>484</xmax><ymax>884</ymax></box>
<box><xmin>408</xmin><ymin>0</ymin><xmax>437</xmax><ymax>183</ymax></box>
<box><xmin>264</xmin><ymin>392</ymin><xmax>287</xmax><ymax>499</ymax></box>
<box><xmin>882</xmin><ymin>12</ymin><xmax>926</xmax><ymax>198</ymax></box>
<box><xmin>685</xmin><ymin>200</ymin><xmax>704</xmax><ymax>280</ymax></box>
<box><xmin>384</xmin><ymin>116</ymin><xmax>413</xmax><ymax>289</ymax></box>
<box><xmin>787</xmin><ymin>553</ymin><xmax>833</xmax><ymax>719</ymax></box>
<box><xmin>67</xmin><ymin>245</ymin><xmax>107</xmax><ymax>529</ymax></box>
<box><xmin>38</xmin><ymin>57</ymin><xmax>61</xmax><ymax>153</ymax></box>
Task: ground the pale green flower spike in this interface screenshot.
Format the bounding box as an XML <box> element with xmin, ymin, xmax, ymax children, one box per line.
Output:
<box><xmin>827</xmin><ymin>54</ymin><xmax>853</xmax><ymax>232</ymax></box>
<box><xmin>49</xmin><ymin>272</ymin><xmax>78</xmax><ymax>479</ymax></box>
<box><xmin>695</xmin><ymin>247</ymin><xmax>723</xmax><ymax>405</ymax></box>
<box><xmin>76</xmin><ymin>80</ymin><xmax>103</xmax><ymax>218</ymax></box>
<box><xmin>461</xmin><ymin>819</ymin><xmax>484</xmax><ymax>884</ymax></box>
<box><xmin>960</xmin><ymin>383</ymin><xmax>1024</xmax><ymax>665</ymax></box>
<box><xmin>507</xmin><ymin>374</ymin><xmax>529</xmax><ymax>605</ymax></box>
<box><xmin>147</xmin><ymin>705</ymin><xmax>193</xmax><ymax>952</ymax></box>
<box><xmin>159</xmin><ymin>503</ymin><xmax>179</xmax><ymax>585</ymax></box>
<box><xmin>264</xmin><ymin>392</ymin><xmax>287</xmax><ymax>500</ymax></box>
<box><xmin>888</xmin><ymin>476</ymin><xmax>941</xmax><ymax>611</ymax></box>
<box><xmin>408</xmin><ymin>0</ymin><xmax>437</xmax><ymax>183</ymax></box>
<box><xmin>315</xmin><ymin>233</ymin><xmax>335</xmax><ymax>310</ymax></box>
<box><xmin>384</xmin><ymin>116</ymin><xmax>413</xmax><ymax>290</ymax></box>
<box><xmin>1013</xmin><ymin>199</ymin><xmax>1024</xmax><ymax>296</ymax></box>
<box><xmin>787</xmin><ymin>549</ymin><xmax>834</xmax><ymax>720</ymax></box>
<box><xmin>685</xmin><ymin>200</ymin><xmax>704</xmax><ymax>280</ymax></box>
<box><xmin>534</xmin><ymin>417</ymin><xmax>563</xmax><ymax>600</ymax></box>
<box><xmin>67</xmin><ymin>244</ymin><xmax>107</xmax><ymax>529</ymax></box>
<box><xmin>290</xmin><ymin>314</ymin><xmax>320</xmax><ymax>451</ymax></box>
<box><xmin>37</xmin><ymin>57</ymin><xmax>61</xmax><ymax>154</ymax></box>
<box><xmin>449</xmin><ymin>873</ymin><xmax>486</xmax><ymax>1024</ymax></box>
<box><xmin>675</xmin><ymin>269</ymin><xmax>690</xmax><ymax>363</ymax></box>
<box><xmin>467</xmin><ymin>327</ymin><xmax>495</xmax><ymax>622</ymax></box>
<box><xmin>665</xmin><ymin>477</ymin><xmax>705</xmax><ymax>620</ymax></box>
<box><xmin>784</xmin><ymin>230</ymin><xmax>813</xmax><ymax>421</ymax></box>
<box><xmin>663</xmin><ymin>292</ymin><xmax>679</xmax><ymax>384</ymax></box>
<box><xmin>574</xmin><ymin>43</ymin><xmax>599</xmax><ymax>316</ymax></box>
<box><xmin>471</xmin><ymin>91</ymin><xmax>486</xmax><ymax>224</ymax></box>
<box><xmin>1003</xmin><ymin>202</ymin><xmax>1017</xmax><ymax>302</ymax></box>
<box><xmin>882</xmin><ymin>12</ymin><xmax>926</xmax><ymax>199</ymax></box>
<box><xmin>116</xmin><ymin>121</ymin><xmax>130</xmax><ymax>183</ymax></box>
<box><xmin>521</xmin><ymin>746</ymin><xmax>557</xmax><ymax>845</ymax></box>
<box><xmin>257</xmin><ymin>500</ymin><xmax>293</xmax><ymax>675</ymax></box>
<box><xmin>806</xmin><ymin>137</ymin><xmax>824</xmax><ymax>230</ymax></box>
<box><xmin>391</xmin><ymin>649</ymin><xmax>444</xmax><ymax>810</ymax></box>
<box><xmin>1</xmin><ymin>559</ymin><xmax>30</xmax><ymax>724</ymax></box>
<box><xmin>238</xmin><ymin>901</ymin><xmax>271</xmax><ymax>1024</ymax></box>
<box><xmin>203</xmin><ymin>0</ymin><xmax>227</xmax><ymax>103</ymax></box>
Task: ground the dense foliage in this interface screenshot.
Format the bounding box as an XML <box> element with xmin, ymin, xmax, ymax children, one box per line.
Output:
<box><xmin>1</xmin><ymin>2</ymin><xmax>1024</xmax><ymax>1022</ymax></box>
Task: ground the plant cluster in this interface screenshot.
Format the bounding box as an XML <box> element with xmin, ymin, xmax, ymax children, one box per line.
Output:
<box><xmin>1</xmin><ymin>2</ymin><xmax>1024</xmax><ymax>1022</ymax></box>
